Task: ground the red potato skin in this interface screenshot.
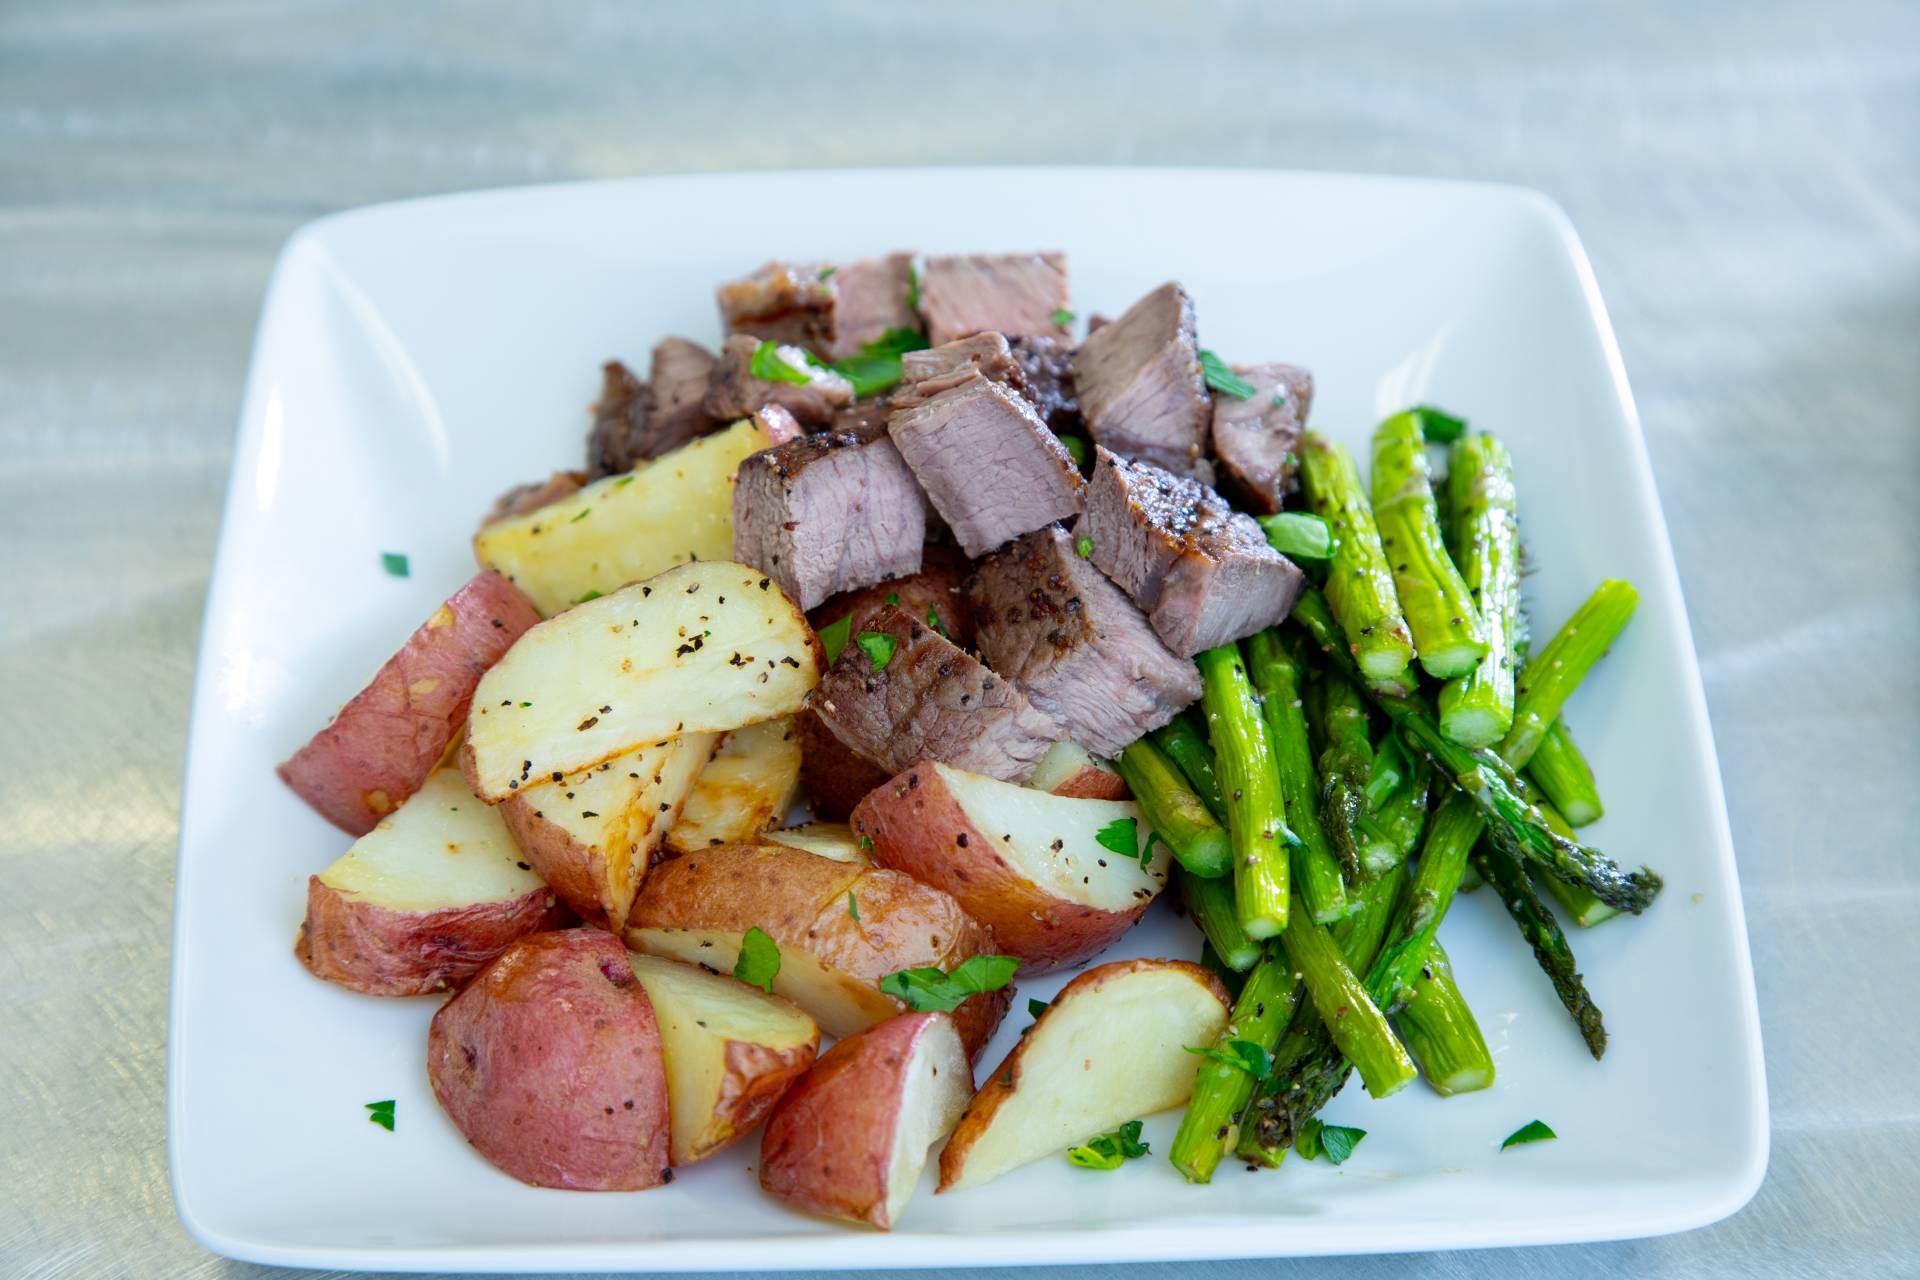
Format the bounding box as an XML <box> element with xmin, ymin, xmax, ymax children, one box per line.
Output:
<box><xmin>295</xmin><ymin>875</ymin><xmax>568</xmax><ymax>996</ymax></box>
<box><xmin>851</xmin><ymin>764</ymin><xmax>1152</xmax><ymax>973</ymax></box>
<box><xmin>759</xmin><ymin>1011</ymin><xmax>958</xmax><ymax>1228</ymax></box>
<box><xmin>1047</xmin><ymin>766</ymin><xmax>1130</xmax><ymax>800</ymax></box>
<box><xmin>427</xmin><ymin>930</ymin><xmax>671</xmax><ymax>1191</ymax></box>
<box><xmin>278</xmin><ymin>572</ymin><xmax>540</xmax><ymax>835</ymax></box>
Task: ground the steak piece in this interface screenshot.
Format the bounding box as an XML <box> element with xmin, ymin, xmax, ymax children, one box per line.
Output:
<box><xmin>705</xmin><ymin>334</ymin><xmax>854</xmax><ymax>429</ymax></box>
<box><xmin>1209</xmin><ymin>362</ymin><xmax>1314</xmax><ymax>514</ymax></box>
<box><xmin>887</xmin><ymin>371</ymin><xmax>1084</xmax><ymax>558</ymax></box>
<box><xmin>811</xmin><ymin>543</ymin><xmax>978</xmax><ymax>653</ymax></box>
<box><xmin>808</xmin><ymin>604</ymin><xmax>1062</xmax><ymax>783</ymax></box>
<box><xmin>481</xmin><ymin>470</ymin><xmax>587</xmax><ymax>528</ymax></box>
<box><xmin>917</xmin><ymin>253</ymin><xmax>1072</xmax><ymax>347</ymax></box>
<box><xmin>889</xmin><ymin>333</ymin><xmax>1028</xmax><ymax>412</ymax></box>
<box><xmin>585</xmin><ymin>360</ymin><xmax>649</xmax><ymax>478</ymax></box>
<box><xmin>731</xmin><ymin>425</ymin><xmax>927</xmax><ymax>611</ymax></box>
<box><xmin>717</xmin><ymin>254</ymin><xmax>919</xmax><ymax>359</ymax></box>
<box><xmin>1072</xmin><ymin>282</ymin><xmax>1211</xmax><ymax>478</ymax></box>
<box><xmin>1008</xmin><ymin>335</ymin><xmax>1081</xmax><ymax>433</ymax></box>
<box><xmin>585</xmin><ymin>338</ymin><xmax>723</xmax><ymax>478</ymax></box>
<box><xmin>967</xmin><ymin>526</ymin><xmax>1201</xmax><ymax>756</ymax></box>
<box><xmin>1074</xmin><ymin>448</ymin><xmax>1305</xmax><ymax>657</ymax></box>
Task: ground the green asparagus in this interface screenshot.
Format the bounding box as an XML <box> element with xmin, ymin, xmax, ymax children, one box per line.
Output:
<box><xmin>1474</xmin><ymin>840</ymin><xmax>1608</xmax><ymax>1059</ymax></box>
<box><xmin>1370</xmin><ymin>411</ymin><xmax>1486</xmax><ymax>679</ymax></box>
<box><xmin>1277</xmin><ymin>891</ymin><xmax>1416</xmax><ymax>1099</ymax></box>
<box><xmin>1393</xmin><ymin>941</ymin><xmax>1496</xmax><ymax>1094</ymax></box>
<box><xmin>1196</xmin><ymin>643</ymin><xmax>1292</xmax><ymax>938</ymax></box>
<box><xmin>1308</xmin><ymin>670</ymin><xmax>1374</xmax><ymax>880</ymax></box>
<box><xmin>1504</xmin><ymin>579</ymin><xmax>1639</xmax><ymax>765</ymax></box>
<box><xmin>1170</xmin><ymin>954</ymin><xmax>1304</xmax><ymax>1183</ymax></box>
<box><xmin>1527</xmin><ymin>718</ymin><xmax>1604</xmax><ymax>826</ymax></box>
<box><xmin>1298</xmin><ymin>433</ymin><xmax>1415</xmax><ymax>694</ymax></box>
<box><xmin>1182</xmin><ymin>868</ymin><xmax>1263</xmax><ymax>973</ymax></box>
<box><xmin>1437</xmin><ymin>434</ymin><xmax>1521</xmax><ymax>747</ymax></box>
<box><xmin>1152</xmin><ymin>715</ymin><xmax>1227</xmax><ymax>817</ymax></box>
<box><xmin>1259</xmin><ymin>511</ymin><xmax>1335</xmax><ymax>563</ymax></box>
<box><xmin>1246</xmin><ymin>630</ymin><xmax>1350</xmax><ymax>922</ymax></box>
<box><xmin>1115</xmin><ymin>739</ymin><xmax>1232</xmax><ymax>878</ymax></box>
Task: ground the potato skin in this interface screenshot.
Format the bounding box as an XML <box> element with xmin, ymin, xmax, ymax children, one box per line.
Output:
<box><xmin>295</xmin><ymin>875</ymin><xmax>567</xmax><ymax>997</ymax></box>
<box><xmin>427</xmin><ymin>930</ymin><xmax>671</xmax><ymax>1191</ymax></box>
<box><xmin>1047</xmin><ymin>766</ymin><xmax>1130</xmax><ymax>800</ymax></box>
<box><xmin>759</xmin><ymin>1011</ymin><xmax>957</xmax><ymax>1229</ymax></box>
<box><xmin>278</xmin><ymin>572</ymin><xmax>539</xmax><ymax>835</ymax></box>
<box><xmin>851</xmin><ymin>765</ymin><xmax>1152</xmax><ymax>972</ymax></box>
<box><xmin>626</xmin><ymin>844</ymin><xmax>1010</xmax><ymax>1060</ymax></box>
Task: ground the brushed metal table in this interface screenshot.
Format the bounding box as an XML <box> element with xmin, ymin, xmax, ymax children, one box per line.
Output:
<box><xmin>3</xmin><ymin>2</ymin><xmax>1915</xmax><ymax>1276</ymax></box>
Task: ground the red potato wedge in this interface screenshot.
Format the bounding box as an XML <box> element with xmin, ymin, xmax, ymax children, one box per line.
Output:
<box><xmin>664</xmin><ymin>717</ymin><xmax>801</xmax><ymax>855</ymax></box>
<box><xmin>627</xmin><ymin>954</ymin><xmax>819</xmax><ymax>1166</ymax></box>
<box><xmin>794</xmin><ymin>708</ymin><xmax>890</xmax><ymax>821</ymax></box>
<box><xmin>1027</xmin><ymin>740</ymin><xmax>1130</xmax><ymax>800</ymax></box>
<box><xmin>809</xmin><ymin>543</ymin><xmax>978</xmax><ymax>652</ymax></box>
<box><xmin>295</xmin><ymin>768</ymin><xmax>566</xmax><ymax>995</ymax></box>
<box><xmin>851</xmin><ymin>762</ymin><xmax>1170</xmax><ymax>972</ymax></box>
<box><xmin>278</xmin><ymin>571</ymin><xmax>539</xmax><ymax>835</ymax></box>
<box><xmin>461</xmin><ymin>561</ymin><xmax>821</xmax><ymax>802</ymax></box>
<box><xmin>938</xmin><ymin>958</ymin><xmax>1230</xmax><ymax>1193</ymax></box>
<box><xmin>760</xmin><ymin>1011</ymin><xmax>972</xmax><ymax>1230</ymax></box>
<box><xmin>625</xmin><ymin>843</ymin><xmax>1010</xmax><ymax>1061</ymax></box>
<box><xmin>500</xmin><ymin>734</ymin><xmax>718</xmax><ymax>929</ymax></box>
<box><xmin>427</xmin><ymin>930</ymin><xmax>671</xmax><ymax>1191</ymax></box>
<box><xmin>763</xmin><ymin>822</ymin><xmax>870</xmax><ymax>864</ymax></box>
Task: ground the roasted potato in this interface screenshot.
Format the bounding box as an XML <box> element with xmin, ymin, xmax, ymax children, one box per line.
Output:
<box><xmin>851</xmin><ymin>762</ymin><xmax>1170</xmax><ymax>972</ymax></box>
<box><xmin>762</xmin><ymin>821</ymin><xmax>869</xmax><ymax>864</ymax></box>
<box><xmin>760</xmin><ymin>1011</ymin><xmax>972</xmax><ymax>1230</ymax></box>
<box><xmin>500</xmin><ymin>734</ymin><xmax>718</xmax><ymax>928</ymax></box>
<box><xmin>461</xmin><ymin>562</ymin><xmax>820</xmax><ymax>802</ymax></box>
<box><xmin>278</xmin><ymin>571</ymin><xmax>539</xmax><ymax>835</ymax></box>
<box><xmin>625</xmin><ymin>843</ymin><xmax>1009</xmax><ymax>1060</ymax></box>
<box><xmin>627</xmin><ymin>954</ymin><xmax>818</xmax><ymax>1166</ymax></box>
<box><xmin>426</xmin><ymin>930</ymin><xmax>672</xmax><ymax>1190</ymax></box>
<box><xmin>938</xmin><ymin>958</ymin><xmax>1230</xmax><ymax>1193</ymax></box>
<box><xmin>664</xmin><ymin>717</ymin><xmax>801</xmax><ymax>855</ymax></box>
<box><xmin>473</xmin><ymin>415</ymin><xmax>799</xmax><ymax>616</ymax></box>
<box><xmin>295</xmin><ymin>768</ymin><xmax>565</xmax><ymax>995</ymax></box>
<box><xmin>1027</xmin><ymin>740</ymin><xmax>1129</xmax><ymax>800</ymax></box>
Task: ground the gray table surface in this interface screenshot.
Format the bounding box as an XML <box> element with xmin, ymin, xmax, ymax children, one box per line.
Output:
<box><xmin>4</xmin><ymin>1</ymin><xmax>1916</xmax><ymax>1276</ymax></box>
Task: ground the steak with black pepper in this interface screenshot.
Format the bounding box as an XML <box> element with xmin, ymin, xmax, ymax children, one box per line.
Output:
<box><xmin>1209</xmin><ymin>361</ymin><xmax>1314</xmax><ymax>514</ymax></box>
<box><xmin>1072</xmin><ymin>282</ymin><xmax>1210</xmax><ymax>478</ymax></box>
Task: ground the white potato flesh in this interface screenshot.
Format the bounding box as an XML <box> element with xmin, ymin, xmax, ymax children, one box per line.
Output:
<box><xmin>1026</xmin><ymin>740</ymin><xmax>1105</xmax><ymax>793</ymax></box>
<box><xmin>465</xmin><ymin>561</ymin><xmax>820</xmax><ymax>801</ymax></box>
<box><xmin>627</xmin><ymin>926</ymin><xmax>896</xmax><ymax>1039</ymax></box>
<box><xmin>933</xmin><ymin>763</ymin><xmax>1166</xmax><ymax>910</ymax></box>
<box><xmin>883</xmin><ymin>1022</ymin><xmax>972</xmax><ymax>1226</ymax></box>
<box><xmin>666</xmin><ymin>717</ymin><xmax>801</xmax><ymax>854</ymax></box>
<box><xmin>319</xmin><ymin>768</ymin><xmax>542</xmax><ymax>911</ymax></box>
<box><xmin>762</xmin><ymin>822</ymin><xmax>868</xmax><ymax>864</ymax></box>
<box><xmin>941</xmin><ymin>966</ymin><xmax>1228</xmax><ymax>1192</ymax></box>
<box><xmin>473</xmin><ymin>418</ymin><xmax>786</xmax><ymax>616</ymax></box>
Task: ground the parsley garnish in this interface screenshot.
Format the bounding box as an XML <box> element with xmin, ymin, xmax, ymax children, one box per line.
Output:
<box><xmin>817</xmin><ymin>614</ymin><xmax>852</xmax><ymax>664</ymax></box>
<box><xmin>926</xmin><ymin>605</ymin><xmax>947</xmax><ymax>636</ymax></box>
<box><xmin>1294</xmin><ymin>1118</ymin><xmax>1365</xmax><ymax>1164</ymax></box>
<box><xmin>364</xmin><ymin>1099</ymin><xmax>396</xmax><ymax>1132</ymax></box>
<box><xmin>1094</xmin><ymin>816</ymin><xmax>1140</xmax><ymax>859</ymax></box>
<box><xmin>570</xmin><ymin>507</ymin><xmax>592</xmax><ymax>523</ymax></box>
<box><xmin>612</xmin><ymin>474</ymin><xmax>635</xmax><ymax>488</ymax></box>
<box><xmin>879</xmin><ymin>955</ymin><xmax>1019</xmax><ymax>1012</ymax></box>
<box><xmin>858</xmin><ymin>834</ymin><xmax>874</xmax><ymax>852</ymax></box>
<box><xmin>855</xmin><ymin>631</ymin><xmax>897</xmax><ymax>670</ymax></box>
<box><xmin>1184</xmin><ymin>1038</ymin><xmax>1274</xmax><ymax>1080</ymax></box>
<box><xmin>884</xmin><ymin>591</ymin><xmax>900</xmax><ymax>605</ymax></box>
<box><xmin>1413</xmin><ymin>405</ymin><xmax>1468</xmax><ymax>443</ymax></box>
<box><xmin>1501</xmin><ymin>1119</ymin><xmax>1557</xmax><ymax>1150</ymax></box>
<box><xmin>847</xmin><ymin>889</ymin><xmax>859</xmax><ymax>922</ymax></box>
<box><xmin>1257</xmin><ymin>512</ymin><xmax>1334</xmax><ymax>563</ymax></box>
<box><xmin>1057</xmin><ymin>433</ymin><xmax>1089</xmax><ymax>467</ymax></box>
<box><xmin>733</xmin><ymin>926</ymin><xmax>780</xmax><ymax>993</ymax></box>
<box><xmin>573</xmin><ymin>589</ymin><xmax>603</xmax><ymax>604</ymax></box>
<box><xmin>1198</xmin><ymin>349</ymin><xmax>1256</xmax><ymax>399</ymax></box>
<box><xmin>1050</xmin><ymin>307</ymin><xmax>1075</xmax><ymax>328</ymax></box>
<box><xmin>1075</xmin><ymin>534</ymin><xmax>1095</xmax><ymax>559</ymax></box>
<box><xmin>380</xmin><ymin>552</ymin><xmax>409</xmax><ymax>578</ymax></box>
<box><xmin>1067</xmin><ymin>1119</ymin><xmax>1149</xmax><ymax>1170</ymax></box>
<box><xmin>818</xmin><ymin>265</ymin><xmax>837</xmax><ymax>282</ymax></box>
<box><xmin>750</xmin><ymin>340</ymin><xmax>813</xmax><ymax>387</ymax></box>
<box><xmin>828</xmin><ymin>327</ymin><xmax>931</xmax><ymax>398</ymax></box>
<box><xmin>1027</xmin><ymin>997</ymin><xmax>1050</xmax><ymax>1020</ymax></box>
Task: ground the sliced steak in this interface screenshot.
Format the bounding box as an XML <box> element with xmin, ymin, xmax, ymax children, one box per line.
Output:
<box><xmin>716</xmin><ymin>260</ymin><xmax>835</xmax><ymax>350</ymax></box>
<box><xmin>1074</xmin><ymin>448</ymin><xmax>1304</xmax><ymax>656</ymax></box>
<box><xmin>1072</xmin><ymin>282</ymin><xmax>1210</xmax><ymax>478</ymax></box>
<box><xmin>732</xmin><ymin>425</ymin><xmax>926</xmax><ymax>611</ymax></box>
<box><xmin>1209</xmin><ymin>362</ymin><xmax>1313</xmax><ymax>514</ymax></box>
<box><xmin>917</xmin><ymin>253</ymin><xmax>1072</xmax><ymax>347</ymax></box>
<box><xmin>585</xmin><ymin>360</ymin><xmax>650</xmax><ymax>478</ymax></box>
<box><xmin>647</xmin><ymin>337</ymin><xmax>721</xmax><ymax>454</ymax></box>
<box><xmin>811</xmin><ymin>543</ymin><xmax>978</xmax><ymax>652</ymax></box>
<box><xmin>830</xmin><ymin>395</ymin><xmax>896</xmax><ymax>438</ymax></box>
<box><xmin>887</xmin><ymin>371</ymin><xmax>1084</xmax><ymax>557</ymax></box>
<box><xmin>1008</xmin><ymin>335</ymin><xmax>1081</xmax><ymax>433</ymax></box>
<box><xmin>967</xmin><ymin>526</ymin><xmax>1201</xmax><ymax>756</ymax></box>
<box><xmin>823</xmin><ymin>253</ymin><xmax>918</xmax><ymax>358</ymax></box>
<box><xmin>808</xmin><ymin>604</ymin><xmax>1062</xmax><ymax>783</ymax></box>
<box><xmin>889</xmin><ymin>333</ymin><xmax>1028</xmax><ymax>411</ymax></box>
<box><xmin>705</xmin><ymin>334</ymin><xmax>854</xmax><ymax>428</ymax></box>
<box><xmin>482</xmin><ymin>470</ymin><xmax>587</xmax><ymax>528</ymax></box>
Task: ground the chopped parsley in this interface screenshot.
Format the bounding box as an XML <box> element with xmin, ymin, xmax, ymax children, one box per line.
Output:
<box><xmin>855</xmin><ymin>630</ymin><xmax>897</xmax><ymax>670</ymax></box>
<box><xmin>1050</xmin><ymin>307</ymin><xmax>1075</xmax><ymax>328</ymax></box>
<box><xmin>1057</xmin><ymin>433</ymin><xmax>1089</xmax><ymax>467</ymax></box>
<box><xmin>570</xmin><ymin>507</ymin><xmax>592</xmax><ymax>523</ymax></box>
<box><xmin>364</xmin><ymin>1099</ymin><xmax>396</xmax><ymax>1132</ymax></box>
<box><xmin>1413</xmin><ymin>405</ymin><xmax>1468</xmax><ymax>443</ymax></box>
<box><xmin>905</xmin><ymin>260</ymin><xmax>921</xmax><ymax>311</ymax></box>
<box><xmin>573</xmin><ymin>589</ymin><xmax>603</xmax><ymax>604</ymax></box>
<box><xmin>1184</xmin><ymin>1038</ymin><xmax>1274</xmax><ymax>1080</ymax></box>
<box><xmin>817</xmin><ymin>265</ymin><xmax>837</xmax><ymax>282</ymax></box>
<box><xmin>1198</xmin><ymin>349</ymin><xmax>1256</xmax><ymax>399</ymax></box>
<box><xmin>827</xmin><ymin>326</ymin><xmax>931</xmax><ymax>398</ymax></box>
<box><xmin>884</xmin><ymin>591</ymin><xmax>900</xmax><ymax>605</ymax></box>
<box><xmin>1294</xmin><ymin>1118</ymin><xmax>1366</xmax><ymax>1165</ymax></box>
<box><xmin>733</xmin><ymin>926</ymin><xmax>780</xmax><ymax>993</ymax></box>
<box><xmin>1027</xmin><ymin>997</ymin><xmax>1050</xmax><ymax>1020</ymax></box>
<box><xmin>612</xmin><ymin>474</ymin><xmax>635</xmax><ymax>489</ymax></box>
<box><xmin>1501</xmin><ymin>1119</ymin><xmax>1557</xmax><ymax>1150</ymax></box>
<box><xmin>847</xmin><ymin>889</ymin><xmax>859</xmax><ymax>921</ymax></box>
<box><xmin>1094</xmin><ymin>816</ymin><xmax>1140</xmax><ymax>859</ymax></box>
<box><xmin>858</xmin><ymin>834</ymin><xmax>874</xmax><ymax>852</ymax></box>
<box><xmin>879</xmin><ymin>955</ymin><xmax>1019</xmax><ymax>1012</ymax></box>
<box><xmin>1067</xmin><ymin>1119</ymin><xmax>1149</xmax><ymax>1169</ymax></box>
<box><xmin>817</xmin><ymin>614</ymin><xmax>853</xmax><ymax>664</ymax></box>
<box><xmin>926</xmin><ymin>605</ymin><xmax>947</xmax><ymax>636</ymax></box>
<box><xmin>1075</xmin><ymin>534</ymin><xmax>1095</xmax><ymax>559</ymax></box>
<box><xmin>749</xmin><ymin>340</ymin><xmax>813</xmax><ymax>387</ymax></box>
<box><xmin>380</xmin><ymin>552</ymin><xmax>409</xmax><ymax>578</ymax></box>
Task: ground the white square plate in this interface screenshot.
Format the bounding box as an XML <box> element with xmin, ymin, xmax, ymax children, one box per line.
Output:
<box><xmin>169</xmin><ymin>168</ymin><xmax>1766</xmax><ymax>1271</ymax></box>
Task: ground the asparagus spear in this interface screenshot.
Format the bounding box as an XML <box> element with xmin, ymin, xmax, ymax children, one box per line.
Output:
<box><xmin>1196</xmin><ymin>643</ymin><xmax>1292</xmax><ymax>938</ymax></box>
<box><xmin>1474</xmin><ymin>840</ymin><xmax>1608</xmax><ymax>1058</ymax></box>
<box><xmin>1437</xmin><ymin>434</ymin><xmax>1521</xmax><ymax>747</ymax></box>
<box><xmin>1169</xmin><ymin>953</ymin><xmax>1304</xmax><ymax>1183</ymax></box>
<box><xmin>1308</xmin><ymin>670</ymin><xmax>1374</xmax><ymax>879</ymax></box>
<box><xmin>1355</xmin><ymin>741</ymin><xmax>1430</xmax><ymax>876</ymax></box>
<box><xmin>1298</xmin><ymin>433</ymin><xmax>1415</xmax><ymax>694</ymax></box>
<box><xmin>1115</xmin><ymin>739</ymin><xmax>1232</xmax><ymax>878</ymax></box>
<box><xmin>1393</xmin><ymin>941</ymin><xmax>1496</xmax><ymax>1094</ymax></box>
<box><xmin>1181</xmin><ymin>868</ymin><xmax>1263</xmax><ymax>973</ymax></box>
<box><xmin>1151</xmin><ymin>715</ymin><xmax>1227</xmax><ymax>817</ymax></box>
<box><xmin>1370</xmin><ymin>411</ymin><xmax>1486</xmax><ymax>679</ymax></box>
<box><xmin>1504</xmin><ymin>579</ymin><xmax>1639</xmax><ymax>765</ymax></box>
<box><xmin>1277</xmin><ymin>892</ymin><xmax>1416</xmax><ymax>1098</ymax></box>
<box><xmin>1198</xmin><ymin>939</ymin><xmax>1249</xmax><ymax>999</ymax></box>
<box><xmin>1527</xmin><ymin>718</ymin><xmax>1604</xmax><ymax>826</ymax></box>
<box><xmin>1246</xmin><ymin>630</ymin><xmax>1351</xmax><ymax>921</ymax></box>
